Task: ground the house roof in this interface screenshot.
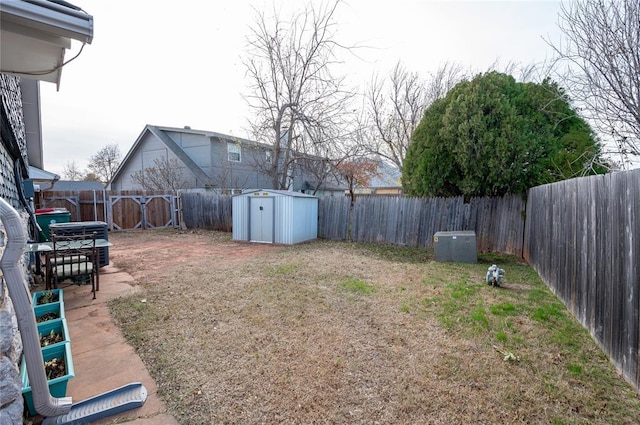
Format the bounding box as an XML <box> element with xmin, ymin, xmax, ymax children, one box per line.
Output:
<box><xmin>0</xmin><ymin>0</ymin><xmax>93</xmax><ymax>87</ymax></box>
<box><xmin>368</xmin><ymin>161</ymin><xmax>402</xmax><ymax>188</ymax></box>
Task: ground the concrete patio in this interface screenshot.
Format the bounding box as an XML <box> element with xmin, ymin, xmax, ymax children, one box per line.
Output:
<box><xmin>29</xmin><ymin>265</ymin><xmax>178</xmax><ymax>425</ymax></box>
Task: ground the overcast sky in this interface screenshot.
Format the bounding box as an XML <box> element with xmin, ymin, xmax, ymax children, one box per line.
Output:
<box><xmin>39</xmin><ymin>0</ymin><xmax>567</xmax><ymax>176</ymax></box>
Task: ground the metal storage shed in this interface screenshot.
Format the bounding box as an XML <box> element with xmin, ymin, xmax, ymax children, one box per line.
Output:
<box><xmin>232</xmin><ymin>190</ymin><xmax>318</xmax><ymax>244</ymax></box>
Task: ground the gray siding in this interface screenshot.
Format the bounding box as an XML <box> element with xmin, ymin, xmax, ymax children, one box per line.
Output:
<box><xmin>0</xmin><ymin>74</ymin><xmax>28</xmax><ymax>208</ymax></box>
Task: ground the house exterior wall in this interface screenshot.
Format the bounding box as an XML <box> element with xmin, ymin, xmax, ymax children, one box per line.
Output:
<box><xmin>0</xmin><ymin>73</ymin><xmax>29</xmax><ymax>423</ymax></box>
<box><xmin>208</xmin><ymin>138</ymin><xmax>272</xmax><ymax>189</ymax></box>
<box><xmin>165</xmin><ymin>130</ymin><xmax>210</xmax><ymax>167</ymax></box>
<box><xmin>20</xmin><ymin>79</ymin><xmax>43</xmax><ymax>170</ymax></box>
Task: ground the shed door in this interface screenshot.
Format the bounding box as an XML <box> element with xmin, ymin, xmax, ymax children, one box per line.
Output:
<box><xmin>250</xmin><ymin>197</ymin><xmax>274</xmax><ymax>243</ymax></box>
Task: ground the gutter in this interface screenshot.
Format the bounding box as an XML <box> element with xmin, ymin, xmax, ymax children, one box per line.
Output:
<box><xmin>0</xmin><ymin>198</ymin><xmax>72</xmax><ymax>417</ymax></box>
<box><xmin>0</xmin><ymin>0</ymin><xmax>93</xmax><ymax>44</ymax></box>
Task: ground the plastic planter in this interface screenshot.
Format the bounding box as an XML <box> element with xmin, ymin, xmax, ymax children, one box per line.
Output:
<box><xmin>34</xmin><ymin>301</ymin><xmax>65</xmax><ymax>323</ymax></box>
<box><xmin>37</xmin><ymin>318</ymin><xmax>70</xmax><ymax>349</ymax></box>
<box><xmin>32</xmin><ymin>288</ymin><xmax>63</xmax><ymax>306</ymax></box>
<box><xmin>21</xmin><ymin>342</ymin><xmax>75</xmax><ymax>416</ymax></box>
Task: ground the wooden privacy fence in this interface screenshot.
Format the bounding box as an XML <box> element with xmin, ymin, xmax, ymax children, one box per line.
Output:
<box><xmin>319</xmin><ymin>194</ymin><xmax>525</xmax><ymax>255</ymax></box>
<box><xmin>317</xmin><ymin>196</ymin><xmax>350</xmax><ymax>241</ymax></box>
<box><xmin>524</xmin><ymin>169</ymin><xmax>640</xmax><ymax>393</ymax></box>
<box><xmin>180</xmin><ymin>192</ymin><xmax>233</xmax><ymax>231</ymax></box>
<box><xmin>40</xmin><ymin>190</ymin><xmax>179</xmax><ymax>231</ymax></box>
<box><xmin>180</xmin><ymin>192</ymin><xmax>525</xmax><ymax>256</ymax></box>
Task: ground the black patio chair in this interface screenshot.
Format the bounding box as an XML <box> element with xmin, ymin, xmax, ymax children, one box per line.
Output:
<box><xmin>50</xmin><ymin>232</ymin><xmax>99</xmax><ymax>299</ymax></box>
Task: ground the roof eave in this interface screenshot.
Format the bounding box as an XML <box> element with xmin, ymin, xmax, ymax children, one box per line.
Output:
<box><xmin>0</xmin><ymin>0</ymin><xmax>93</xmax><ymax>87</ymax></box>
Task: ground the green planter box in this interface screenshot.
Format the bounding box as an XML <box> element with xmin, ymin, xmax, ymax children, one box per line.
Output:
<box><xmin>37</xmin><ymin>318</ymin><xmax>70</xmax><ymax>349</ymax></box>
<box><xmin>34</xmin><ymin>302</ymin><xmax>65</xmax><ymax>323</ymax></box>
<box><xmin>33</xmin><ymin>289</ymin><xmax>63</xmax><ymax>307</ymax></box>
<box><xmin>21</xmin><ymin>342</ymin><xmax>75</xmax><ymax>416</ymax></box>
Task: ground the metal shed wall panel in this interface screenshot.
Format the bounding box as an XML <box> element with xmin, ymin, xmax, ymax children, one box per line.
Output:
<box><xmin>232</xmin><ymin>195</ymin><xmax>249</xmax><ymax>241</ymax></box>
<box><xmin>274</xmin><ymin>196</ymin><xmax>318</xmax><ymax>244</ymax></box>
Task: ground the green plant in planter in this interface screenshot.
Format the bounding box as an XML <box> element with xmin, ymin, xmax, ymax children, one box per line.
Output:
<box><xmin>44</xmin><ymin>356</ymin><xmax>66</xmax><ymax>380</ymax></box>
<box><xmin>36</xmin><ymin>318</ymin><xmax>68</xmax><ymax>349</ymax></box>
<box><xmin>34</xmin><ymin>302</ymin><xmax>64</xmax><ymax>323</ymax></box>
<box><xmin>40</xmin><ymin>329</ymin><xmax>63</xmax><ymax>347</ymax></box>
<box><xmin>36</xmin><ymin>290</ymin><xmax>59</xmax><ymax>305</ymax></box>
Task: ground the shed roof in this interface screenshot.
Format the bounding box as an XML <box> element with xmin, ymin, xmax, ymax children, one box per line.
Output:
<box><xmin>237</xmin><ymin>189</ymin><xmax>317</xmax><ymax>198</ymax></box>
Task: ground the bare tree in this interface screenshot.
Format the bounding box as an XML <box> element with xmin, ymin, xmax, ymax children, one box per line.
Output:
<box><xmin>130</xmin><ymin>158</ymin><xmax>186</xmax><ymax>191</ymax></box>
<box><xmin>425</xmin><ymin>61</ymin><xmax>468</xmax><ymax>104</ymax></box>
<box><xmin>83</xmin><ymin>172</ymin><xmax>101</xmax><ymax>182</ymax></box>
<box><xmin>243</xmin><ymin>0</ymin><xmax>356</xmax><ymax>190</ymax></box>
<box><xmin>363</xmin><ymin>61</ymin><xmax>466</xmax><ymax>169</ymax></box>
<box><xmin>87</xmin><ymin>144</ymin><xmax>121</xmax><ymax>183</ymax></box>
<box><xmin>62</xmin><ymin>161</ymin><xmax>84</xmax><ymax>181</ymax></box>
<box><xmin>549</xmin><ymin>0</ymin><xmax>640</xmax><ymax>165</ymax></box>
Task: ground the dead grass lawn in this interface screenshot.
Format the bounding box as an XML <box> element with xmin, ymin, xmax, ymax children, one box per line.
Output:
<box><xmin>108</xmin><ymin>229</ymin><xmax>640</xmax><ymax>424</ymax></box>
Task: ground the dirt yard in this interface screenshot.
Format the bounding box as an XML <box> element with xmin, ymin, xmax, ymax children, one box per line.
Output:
<box><xmin>107</xmin><ymin>229</ymin><xmax>640</xmax><ymax>425</ymax></box>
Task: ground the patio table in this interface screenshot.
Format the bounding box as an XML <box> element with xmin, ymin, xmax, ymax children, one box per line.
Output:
<box><xmin>26</xmin><ymin>239</ymin><xmax>112</xmax><ymax>290</ymax></box>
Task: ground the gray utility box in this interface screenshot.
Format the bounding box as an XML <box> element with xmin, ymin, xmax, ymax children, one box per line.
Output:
<box><xmin>433</xmin><ymin>231</ymin><xmax>477</xmax><ymax>263</ymax></box>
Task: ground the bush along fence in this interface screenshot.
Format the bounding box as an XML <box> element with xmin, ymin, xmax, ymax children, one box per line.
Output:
<box><xmin>524</xmin><ymin>168</ymin><xmax>640</xmax><ymax>394</ymax></box>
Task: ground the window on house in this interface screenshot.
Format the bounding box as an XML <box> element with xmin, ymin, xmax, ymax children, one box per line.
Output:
<box><xmin>265</xmin><ymin>151</ymin><xmax>272</xmax><ymax>164</ymax></box>
<box><xmin>227</xmin><ymin>142</ymin><xmax>241</xmax><ymax>162</ymax></box>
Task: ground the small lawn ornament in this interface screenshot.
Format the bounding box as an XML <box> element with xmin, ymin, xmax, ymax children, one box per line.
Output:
<box><xmin>486</xmin><ymin>264</ymin><xmax>505</xmax><ymax>287</ymax></box>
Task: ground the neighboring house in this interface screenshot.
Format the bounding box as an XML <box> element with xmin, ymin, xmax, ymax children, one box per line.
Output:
<box><xmin>354</xmin><ymin>160</ymin><xmax>403</xmax><ymax>195</ymax></box>
<box><xmin>109</xmin><ymin>124</ymin><xmax>345</xmax><ymax>195</ymax></box>
<box><xmin>1</xmin><ymin>1</ymin><xmax>93</xmax><ymax>422</ymax></box>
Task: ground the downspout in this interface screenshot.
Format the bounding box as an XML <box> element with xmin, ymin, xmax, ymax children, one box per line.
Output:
<box><xmin>0</xmin><ymin>198</ymin><xmax>72</xmax><ymax>417</ymax></box>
